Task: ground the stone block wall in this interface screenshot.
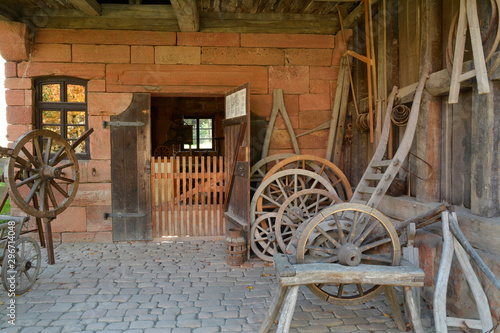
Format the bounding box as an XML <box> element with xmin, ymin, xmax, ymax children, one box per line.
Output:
<box><xmin>4</xmin><ymin>28</ymin><xmax>348</xmax><ymax>242</ymax></box>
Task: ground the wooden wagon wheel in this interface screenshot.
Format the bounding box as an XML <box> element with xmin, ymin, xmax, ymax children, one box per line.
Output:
<box><xmin>275</xmin><ymin>189</ymin><xmax>342</xmax><ymax>253</ymax></box>
<box><xmin>251</xmin><ymin>169</ymin><xmax>336</xmax><ymax>223</ymax></box>
<box><xmin>250</xmin><ymin>153</ymin><xmax>295</xmax><ymax>192</ymax></box>
<box><xmin>262</xmin><ymin>155</ymin><xmax>353</xmax><ymax>201</ymax></box>
<box><xmin>4</xmin><ymin>129</ymin><xmax>80</xmax><ymax>218</ymax></box>
<box><xmin>295</xmin><ymin>203</ymin><xmax>401</xmax><ymax>305</ymax></box>
<box><xmin>154</xmin><ymin>145</ymin><xmax>171</xmax><ymax>158</ymax></box>
<box><xmin>2</xmin><ymin>237</ymin><xmax>42</xmax><ymax>295</ymax></box>
<box><xmin>250</xmin><ymin>212</ymin><xmax>293</xmax><ymax>262</ymax></box>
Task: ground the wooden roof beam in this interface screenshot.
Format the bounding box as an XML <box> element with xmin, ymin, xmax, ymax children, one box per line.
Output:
<box><xmin>68</xmin><ymin>0</ymin><xmax>102</xmax><ymax>16</ymax></box>
<box><xmin>171</xmin><ymin>0</ymin><xmax>200</xmax><ymax>32</ymax></box>
<box><xmin>343</xmin><ymin>0</ymin><xmax>380</xmax><ymax>29</ymax></box>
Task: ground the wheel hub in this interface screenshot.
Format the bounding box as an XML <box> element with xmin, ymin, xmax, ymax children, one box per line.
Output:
<box><xmin>23</xmin><ymin>260</ymin><xmax>32</xmax><ymax>271</ymax></box>
<box><xmin>40</xmin><ymin>165</ymin><xmax>61</xmax><ymax>180</ymax></box>
<box><xmin>338</xmin><ymin>243</ymin><xmax>362</xmax><ymax>266</ymax></box>
<box><xmin>267</xmin><ymin>232</ymin><xmax>276</xmax><ymax>242</ymax></box>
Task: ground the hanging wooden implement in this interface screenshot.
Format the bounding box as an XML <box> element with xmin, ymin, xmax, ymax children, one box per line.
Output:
<box><xmin>260</xmin><ymin>89</ymin><xmax>300</xmax><ymax>160</ymax></box>
<box><xmin>448</xmin><ymin>0</ymin><xmax>490</xmax><ymax>104</ymax></box>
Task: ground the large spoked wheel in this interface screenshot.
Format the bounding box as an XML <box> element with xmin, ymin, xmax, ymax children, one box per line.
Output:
<box><xmin>250</xmin><ymin>153</ymin><xmax>295</xmax><ymax>193</ymax></box>
<box><xmin>275</xmin><ymin>189</ymin><xmax>342</xmax><ymax>254</ymax></box>
<box><xmin>5</xmin><ymin>129</ymin><xmax>79</xmax><ymax>218</ymax></box>
<box><xmin>2</xmin><ymin>237</ymin><xmax>42</xmax><ymax>295</ymax></box>
<box><xmin>263</xmin><ymin>155</ymin><xmax>353</xmax><ymax>201</ymax></box>
<box><xmin>296</xmin><ymin>203</ymin><xmax>401</xmax><ymax>305</ymax></box>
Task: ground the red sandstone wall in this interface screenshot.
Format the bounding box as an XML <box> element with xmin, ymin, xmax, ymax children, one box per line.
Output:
<box><xmin>4</xmin><ymin>29</ymin><xmax>348</xmax><ymax>242</ymax></box>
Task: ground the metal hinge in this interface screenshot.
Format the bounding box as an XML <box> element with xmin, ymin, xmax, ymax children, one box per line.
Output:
<box><xmin>102</xmin><ymin>121</ymin><xmax>146</xmax><ymax>128</ymax></box>
<box><xmin>103</xmin><ymin>212</ymin><xmax>146</xmax><ymax>220</ymax></box>
<box><xmin>146</xmin><ymin>160</ymin><xmax>151</xmax><ymax>174</ymax></box>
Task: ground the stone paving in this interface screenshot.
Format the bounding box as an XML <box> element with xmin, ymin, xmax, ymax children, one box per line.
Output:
<box><xmin>0</xmin><ymin>238</ymin><xmax>438</xmax><ymax>332</ymax></box>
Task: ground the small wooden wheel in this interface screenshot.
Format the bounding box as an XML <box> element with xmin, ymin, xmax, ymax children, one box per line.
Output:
<box><xmin>275</xmin><ymin>189</ymin><xmax>342</xmax><ymax>253</ymax></box>
<box><xmin>262</xmin><ymin>155</ymin><xmax>353</xmax><ymax>201</ymax></box>
<box><xmin>250</xmin><ymin>212</ymin><xmax>294</xmax><ymax>262</ymax></box>
<box><xmin>154</xmin><ymin>145</ymin><xmax>171</xmax><ymax>158</ymax></box>
<box><xmin>4</xmin><ymin>129</ymin><xmax>80</xmax><ymax>218</ymax></box>
<box><xmin>2</xmin><ymin>237</ymin><xmax>42</xmax><ymax>295</ymax></box>
<box><xmin>296</xmin><ymin>203</ymin><xmax>401</xmax><ymax>305</ymax></box>
<box><xmin>250</xmin><ymin>153</ymin><xmax>295</xmax><ymax>193</ymax></box>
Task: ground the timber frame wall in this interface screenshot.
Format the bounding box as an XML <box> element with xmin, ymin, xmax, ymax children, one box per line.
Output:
<box><xmin>4</xmin><ymin>28</ymin><xmax>347</xmax><ymax>242</ymax></box>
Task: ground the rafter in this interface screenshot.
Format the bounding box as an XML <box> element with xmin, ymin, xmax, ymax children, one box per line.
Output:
<box><xmin>171</xmin><ymin>0</ymin><xmax>200</xmax><ymax>32</ymax></box>
<box><xmin>68</xmin><ymin>0</ymin><xmax>102</xmax><ymax>16</ymax></box>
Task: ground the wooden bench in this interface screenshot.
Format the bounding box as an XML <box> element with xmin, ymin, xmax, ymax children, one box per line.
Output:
<box><xmin>259</xmin><ymin>254</ymin><xmax>425</xmax><ymax>333</ymax></box>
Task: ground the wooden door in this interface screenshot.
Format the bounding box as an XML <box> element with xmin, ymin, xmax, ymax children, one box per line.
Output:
<box><xmin>223</xmin><ymin>83</ymin><xmax>251</xmax><ymax>240</ymax></box>
<box><xmin>111</xmin><ymin>93</ymin><xmax>152</xmax><ymax>241</ymax></box>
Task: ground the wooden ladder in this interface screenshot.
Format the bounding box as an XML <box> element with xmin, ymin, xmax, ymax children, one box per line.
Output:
<box><xmin>349</xmin><ymin>70</ymin><xmax>429</xmax><ymax>210</ymax></box>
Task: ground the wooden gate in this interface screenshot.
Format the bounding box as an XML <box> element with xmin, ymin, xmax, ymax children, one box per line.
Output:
<box><xmin>151</xmin><ymin>155</ymin><xmax>225</xmax><ymax>238</ymax></box>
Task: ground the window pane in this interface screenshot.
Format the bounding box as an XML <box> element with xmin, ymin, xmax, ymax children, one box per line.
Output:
<box><xmin>42</xmin><ymin>110</ymin><xmax>61</xmax><ymax>124</ymax></box>
<box><xmin>68</xmin><ymin>111</ymin><xmax>86</xmax><ymax>124</ymax></box>
<box><xmin>199</xmin><ymin>129</ymin><xmax>212</xmax><ymax>139</ymax></box>
<box><xmin>67</xmin><ymin>126</ymin><xmax>86</xmax><ymax>139</ymax></box>
<box><xmin>42</xmin><ymin>84</ymin><xmax>61</xmax><ymax>102</ymax></box>
<box><xmin>199</xmin><ymin>118</ymin><xmax>212</xmax><ymax>128</ymax></box>
<box><xmin>69</xmin><ymin>140</ymin><xmax>87</xmax><ymax>154</ymax></box>
<box><xmin>67</xmin><ymin>84</ymin><xmax>86</xmax><ymax>103</ymax></box>
<box><xmin>42</xmin><ymin>125</ymin><xmax>61</xmax><ymax>134</ymax></box>
<box><xmin>199</xmin><ymin>139</ymin><xmax>213</xmax><ymax>149</ymax></box>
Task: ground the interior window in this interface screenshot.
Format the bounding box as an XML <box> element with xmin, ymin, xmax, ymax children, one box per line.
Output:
<box><xmin>35</xmin><ymin>78</ymin><xmax>90</xmax><ymax>159</ymax></box>
<box><xmin>183</xmin><ymin>117</ymin><xmax>214</xmax><ymax>151</ymax></box>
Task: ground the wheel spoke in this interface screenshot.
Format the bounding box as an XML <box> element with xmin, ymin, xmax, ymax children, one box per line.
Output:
<box><xmin>356</xmin><ymin>284</ymin><xmax>364</xmax><ymax>296</ymax></box>
<box><xmin>305</xmin><ymin>244</ymin><xmax>337</xmax><ymax>255</ymax></box>
<box><xmin>44</xmin><ymin>137</ymin><xmax>52</xmax><ymax>165</ymax></box>
<box><xmin>49</xmin><ymin>180</ymin><xmax>69</xmax><ymax>198</ymax></box>
<box><xmin>46</xmin><ymin>182</ymin><xmax>59</xmax><ymax>209</ymax></box>
<box><xmin>319</xmin><ymin>255</ymin><xmax>339</xmax><ymax>263</ymax></box>
<box><xmin>347</xmin><ymin>211</ymin><xmax>361</xmax><ymax>243</ymax></box>
<box><xmin>55</xmin><ymin>162</ymin><xmax>74</xmax><ymax>170</ymax></box>
<box><xmin>54</xmin><ymin>176</ymin><xmax>75</xmax><ymax>184</ymax></box>
<box><xmin>359</xmin><ymin>237</ymin><xmax>392</xmax><ymax>252</ymax></box>
<box><xmin>314</xmin><ymin>226</ymin><xmax>341</xmax><ymax>248</ymax></box>
<box><xmin>33</xmin><ymin>138</ymin><xmax>44</xmax><ymax>166</ymax></box>
<box><xmin>39</xmin><ymin>182</ymin><xmax>47</xmax><ymax>212</ymax></box>
<box><xmin>25</xmin><ymin>178</ymin><xmax>43</xmax><ymax>203</ymax></box>
<box><xmin>49</xmin><ymin>146</ymin><xmax>67</xmax><ymax>166</ymax></box>
<box><xmin>14</xmin><ymin>162</ymin><xmax>37</xmax><ymax>173</ymax></box>
<box><xmin>21</xmin><ymin>147</ymin><xmax>41</xmax><ymax>168</ymax></box>
<box><xmin>337</xmin><ymin>283</ymin><xmax>345</xmax><ymax>298</ymax></box>
<box><xmin>361</xmin><ymin>253</ymin><xmax>394</xmax><ymax>264</ymax></box>
<box><xmin>16</xmin><ymin>173</ymin><xmax>41</xmax><ymax>188</ymax></box>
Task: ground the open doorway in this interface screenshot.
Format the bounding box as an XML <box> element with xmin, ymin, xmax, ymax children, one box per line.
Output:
<box><xmin>151</xmin><ymin>97</ymin><xmax>225</xmax><ymax>158</ymax></box>
<box><xmin>150</xmin><ymin>96</ymin><xmax>226</xmax><ymax>239</ymax></box>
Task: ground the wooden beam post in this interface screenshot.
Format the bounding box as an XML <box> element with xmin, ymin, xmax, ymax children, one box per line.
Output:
<box><xmin>415</xmin><ymin>0</ymin><xmax>442</xmax><ymax>203</ymax></box>
<box><xmin>67</xmin><ymin>0</ymin><xmax>102</xmax><ymax>16</ymax></box>
<box><xmin>170</xmin><ymin>0</ymin><xmax>200</xmax><ymax>32</ymax></box>
<box><xmin>471</xmin><ymin>81</ymin><xmax>500</xmax><ymax>217</ymax></box>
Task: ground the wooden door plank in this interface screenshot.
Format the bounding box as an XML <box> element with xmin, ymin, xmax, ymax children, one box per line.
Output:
<box><xmin>201</xmin><ymin>156</ymin><xmax>207</xmax><ymax>236</ymax></box>
<box><xmin>219</xmin><ymin>155</ymin><xmax>224</xmax><ymax>235</ymax></box>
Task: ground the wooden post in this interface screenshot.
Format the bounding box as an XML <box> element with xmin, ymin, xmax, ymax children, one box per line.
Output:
<box><xmin>416</xmin><ymin>0</ymin><xmax>442</xmax><ymax>203</ymax></box>
<box><xmin>471</xmin><ymin>80</ymin><xmax>500</xmax><ymax>217</ymax></box>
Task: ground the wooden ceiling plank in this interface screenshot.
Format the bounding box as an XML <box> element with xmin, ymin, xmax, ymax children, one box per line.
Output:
<box><xmin>343</xmin><ymin>0</ymin><xmax>379</xmax><ymax>28</ymax></box>
<box><xmin>171</xmin><ymin>0</ymin><xmax>200</xmax><ymax>31</ymax></box>
<box><xmin>68</xmin><ymin>0</ymin><xmax>102</xmax><ymax>16</ymax></box>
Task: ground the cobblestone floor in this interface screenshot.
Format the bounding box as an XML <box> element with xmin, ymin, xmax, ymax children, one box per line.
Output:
<box><xmin>0</xmin><ymin>238</ymin><xmax>441</xmax><ymax>332</ymax></box>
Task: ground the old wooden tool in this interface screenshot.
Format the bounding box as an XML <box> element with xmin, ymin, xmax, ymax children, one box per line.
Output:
<box><xmin>448</xmin><ymin>0</ymin><xmax>490</xmax><ymax>104</ymax></box>
<box><xmin>434</xmin><ymin>210</ymin><xmax>495</xmax><ymax>332</ymax></box>
<box><xmin>260</xmin><ymin>89</ymin><xmax>300</xmax><ymax>160</ymax></box>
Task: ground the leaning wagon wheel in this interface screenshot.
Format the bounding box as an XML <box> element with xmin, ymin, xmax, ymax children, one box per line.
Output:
<box><xmin>250</xmin><ymin>153</ymin><xmax>295</xmax><ymax>193</ymax></box>
<box><xmin>250</xmin><ymin>212</ymin><xmax>293</xmax><ymax>262</ymax></box>
<box><xmin>295</xmin><ymin>203</ymin><xmax>401</xmax><ymax>305</ymax></box>
<box><xmin>154</xmin><ymin>145</ymin><xmax>171</xmax><ymax>158</ymax></box>
<box><xmin>4</xmin><ymin>129</ymin><xmax>80</xmax><ymax>218</ymax></box>
<box><xmin>275</xmin><ymin>189</ymin><xmax>342</xmax><ymax>253</ymax></box>
<box><xmin>2</xmin><ymin>237</ymin><xmax>42</xmax><ymax>295</ymax></box>
<box><xmin>262</xmin><ymin>155</ymin><xmax>353</xmax><ymax>202</ymax></box>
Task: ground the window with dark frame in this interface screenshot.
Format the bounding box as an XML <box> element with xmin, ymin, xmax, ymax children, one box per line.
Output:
<box><xmin>183</xmin><ymin>117</ymin><xmax>214</xmax><ymax>151</ymax></box>
<box><xmin>35</xmin><ymin>77</ymin><xmax>90</xmax><ymax>159</ymax></box>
